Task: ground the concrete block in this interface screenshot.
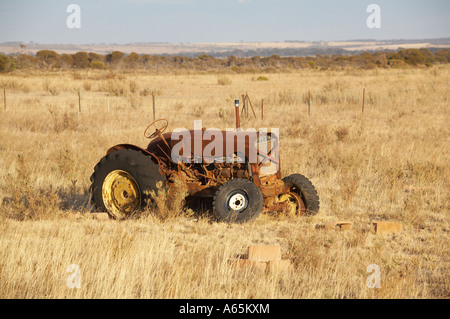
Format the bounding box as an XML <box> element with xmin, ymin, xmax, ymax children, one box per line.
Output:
<box><xmin>267</xmin><ymin>259</ymin><xmax>292</xmax><ymax>272</ymax></box>
<box><xmin>372</xmin><ymin>221</ymin><xmax>402</xmax><ymax>234</ymax></box>
<box><xmin>317</xmin><ymin>221</ymin><xmax>353</xmax><ymax>231</ymax></box>
<box><xmin>231</xmin><ymin>259</ymin><xmax>292</xmax><ymax>273</ymax></box>
<box><xmin>248</xmin><ymin>245</ymin><xmax>281</xmax><ymax>262</ymax></box>
<box><xmin>231</xmin><ymin>259</ymin><xmax>268</xmax><ymax>271</ymax></box>
<box><xmin>231</xmin><ymin>245</ymin><xmax>291</xmax><ymax>273</ymax></box>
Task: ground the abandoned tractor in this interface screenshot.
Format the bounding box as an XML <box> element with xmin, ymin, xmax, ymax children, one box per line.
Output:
<box><xmin>90</xmin><ymin>99</ymin><xmax>319</xmax><ymax>223</ymax></box>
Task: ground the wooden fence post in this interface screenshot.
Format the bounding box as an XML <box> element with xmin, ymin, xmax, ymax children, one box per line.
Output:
<box><xmin>78</xmin><ymin>90</ymin><xmax>81</xmax><ymax>113</ymax></box>
<box><xmin>261</xmin><ymin>99</ymin><xmax>264</xmax><ymax>120</ymax></box>
<box><xmin>362</xmin><ymin>88</ymin><xmax>365</xmax><ymax>114</ymax></box>
<box><xmin>245</xmin><ymin>92</ymin><xmax>256</xmax><ymax>118</ymax></box>
<box><xmin>241</xmin><ymin>94</ymin><xmax>247</xmax><ymax>118</ymax></box>
<box><xmin>152</xmin><ymin>91</ymin><xmax>156</xmax><ymax>120</ymax></box>
<box><xmin>308</xmin><ymin>90</ymin><xmax>311</xmax><ymax>116</ymax></box>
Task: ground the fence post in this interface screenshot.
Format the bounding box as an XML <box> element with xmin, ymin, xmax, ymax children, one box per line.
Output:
<box><xmin>241</xmin><ymin>94</ymin><xmax>247</xmax><ymax>118</ymax></box>
<box><xmin>245</xmin><ymin>92</ymin><xmax>256</xmax><ymax>118</ymax></box>
<box><xmin>362</xmin><ymin>88</ymin><xmax>365</xmax><ymax>114</ymax></box>
<box><xmin>261</xmin><ymin>99</ymin><xmax>264</xmax><ymax>120</ymax></box>
<box><xmin>152</xmin><ymin>91</ymin><xmax>156</xmax><ymax>120</ymax></box>
<box><xmin>308</xmin><ymin>90</ymin><xmax>311</xmax><ymax>116</ymax></box>
<box><xmin>78</xmin><ymin>91</ymin><xmax>81</xmax><ymax>113</ymax></box>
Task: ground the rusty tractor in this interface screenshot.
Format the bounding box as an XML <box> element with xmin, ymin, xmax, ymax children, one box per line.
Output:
<box><xmin>90</xmin><ymin>99</ymin><xmax>319</xmax><ymax>223</ymax></box>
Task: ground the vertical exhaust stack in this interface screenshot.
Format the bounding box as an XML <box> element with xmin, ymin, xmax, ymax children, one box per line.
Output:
<box><xmin>235</xmin><ymin>99</ymin><xmax>241</xmax><ymax>131</ymax></box>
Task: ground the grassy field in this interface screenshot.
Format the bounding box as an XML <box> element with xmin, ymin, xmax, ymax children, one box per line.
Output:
<box><xmin>0</xmin><ymin>66</ymin><xmax>448</xmax><ymax>298</ymax></box>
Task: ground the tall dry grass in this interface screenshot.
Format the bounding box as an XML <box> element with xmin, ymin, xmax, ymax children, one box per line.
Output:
<box><xmin>0</xmin><ymin>66</ymin><xmax>448</xmax><ymax>298</ymax></box>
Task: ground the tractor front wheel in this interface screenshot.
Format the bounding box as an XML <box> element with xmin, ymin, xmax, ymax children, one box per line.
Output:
<box><xmin>212</xmin><ymin>178</ymin><xmax>263</xmax><ymax>223</ymax></box>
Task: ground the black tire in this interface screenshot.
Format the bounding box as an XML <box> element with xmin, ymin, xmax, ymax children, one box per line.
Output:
<box><xmin>89</xmin><ymin>149</ymin><xmax>164</xmax><ymax>219</ymax></box>
<box><xmin>212</xmin><ymin>178</ymin><xmax>263</xmax><ymax>223</ymax></box>
<box><xmin>282</xmin><ymin>174</ymin><xmax>320</xmax><ymax>215</ymax></box>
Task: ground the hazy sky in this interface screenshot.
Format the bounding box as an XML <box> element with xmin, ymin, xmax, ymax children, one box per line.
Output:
<box><xmin>0</xmin><ymin>0</ymin><xmax>449</xmax><ymax>44</ymax></box>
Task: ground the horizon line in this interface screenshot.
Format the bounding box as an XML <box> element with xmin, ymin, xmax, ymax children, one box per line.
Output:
<box><xmin>1</xmin><ymin>37</ymin><xmax>450</xmax><ymax>46</ymax></box>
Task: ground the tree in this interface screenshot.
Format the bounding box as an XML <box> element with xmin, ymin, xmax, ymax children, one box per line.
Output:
<box><xmin>0</xmin><ymin>54</ymin><xmax>16</xmax><ymax>72</ymax></box>
<box><xmin>106</xmin><ymin>51</ymin><xmax>125</xmax><ymax>68</ymax></box>
<box><xmin>398</xmin><ymin>49</ymin><xmax>425</xmax><ymax>66</ymax></box>
<box><xmin>374</xmin><ymin>52</ymin><xmax>388</xmax><ymax>68</ymax></box>
<box><xmin>16</xmin><ymin>54</ymin><xmax>39</xmax><ymax>69</ymax></box>
<box><xmin>88</xmin><ymin>52</ymin><xmax>104</xmax><ymax>62</ymax></box>
<box><xmin>0</xmin><ymin>54</ymin><xmax>7</xmax><ymax>72</ymax></box>
<box><xmin>36</xmin><ymin>50</ymin><xmax>60</xmax><ymax>68</ymax></box>
<box><xmin>227</xmin><ymin>55</ymin><xmax>237</xmax><ymax>67</ymax></box>
<box><xmin>434</xmin><ymin>49</ymin><xmax>450</xmax><ymax>63</ymax></box>
<box><xmin>124</xmin><ymin>52</ymin><xmax>141</xmax><ymax>68</ymax></box>
<box><xmin>72</xmin><ymin>52</ymin><xmax>90</xmax><ymax>68</ymax></box>
<box><xmin>59</xmin><ymin>54</ymin><xmax>74</xmax><ymax>68</ymax></box>
<box><xmin>419</xmin><ymin>49</ymin><xmax>435</xmax><ymax>67</ymax></box>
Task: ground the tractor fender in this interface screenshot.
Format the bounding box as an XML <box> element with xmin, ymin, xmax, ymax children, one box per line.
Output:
<box><xmin>106</xmin><ymin>144</ymin><xmax>162</xmax><ymax>166</ymax></box>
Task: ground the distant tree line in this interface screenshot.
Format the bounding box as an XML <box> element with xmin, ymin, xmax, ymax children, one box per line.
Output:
<box><xmin>1</xmin><ymin>48</ymin><xmax>449</xmax><ymax>73</ymax></box>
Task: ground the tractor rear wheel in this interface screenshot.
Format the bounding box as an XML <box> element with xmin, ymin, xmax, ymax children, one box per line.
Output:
<box><xmin>89</xmin><ymin>149</ymin><xmax>164</xmax><ymax>219</ymax></box>
<box><xmin>212</xmin><ymin>178</ymin><xmax>263</xmax><ymax>223</ymax></box>
<box><xmin>281</xmin><ymin>174</ymin><xmax>320</xmax><ymax>216</ymax></box>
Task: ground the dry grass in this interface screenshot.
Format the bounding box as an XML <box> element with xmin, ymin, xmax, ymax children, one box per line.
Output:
<box><xmin>0</xmin><ymin>66</ymin><xmax>449</xmax><ymax>298</ymax></box>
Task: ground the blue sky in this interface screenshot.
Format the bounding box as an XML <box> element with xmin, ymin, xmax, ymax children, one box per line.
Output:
<box><xmin>0</xmin><ymin>0</ymin><xmax>448</xmax><ymax>44</ymax></box>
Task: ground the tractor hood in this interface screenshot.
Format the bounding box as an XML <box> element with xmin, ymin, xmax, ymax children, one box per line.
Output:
<box><xmin>146</xmin><ymin>129</ymin><xmax>278</xmax><ymax>165</ymax></box>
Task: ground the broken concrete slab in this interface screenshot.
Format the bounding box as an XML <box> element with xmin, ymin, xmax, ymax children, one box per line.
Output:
<box><xmin>231</xmin><ymin>258</ymin><xmax>292</xmax><ymax>273</ymax></box>
<box><xmin>372</xmin><ymin>221</ymin><xmax>402</xmax><ymax>234</ymax></box>
<box><xmin>231</xmin><ymin>245</ymin><xmax>291</xmax><ymax>273</ymax></box>
<box><xmin>267</xmin><ymin>259</ymin><xmax>292</xmax><ymax>272</ymax></box>
<box><xmin>231</xmin><ymin>259</ymin><xmax>268</xmax><ymax>272</ymax></box>
<box><xmin>316</xmin><ymin>220</ymin><xmax>353</xmax><ymax>231</ymax></box>
<box><xmin>248</xmin><ymin>245</ymin><xmax>281</xmax><ymax>262</ymax></box>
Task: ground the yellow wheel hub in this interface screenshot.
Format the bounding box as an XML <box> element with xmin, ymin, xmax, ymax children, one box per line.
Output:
<box><xmin>102</xmin><ymin>170</ymin><xmax>141</xmax><ymax>219</ymax></box>
<box><xmin>279</xmin><ymin>191</ymin><xmax>306</xmax><ymax>216</ymax></box>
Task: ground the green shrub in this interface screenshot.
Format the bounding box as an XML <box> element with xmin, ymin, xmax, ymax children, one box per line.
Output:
<box><xmin>90</xmin><ymin>61</ymin><xmax>107</xmax><ymax>70</ymax></box>
<box><xmin>0</xmin><ymin>54</ymin><xmax>15</xmax><ymax>72</ymax></box>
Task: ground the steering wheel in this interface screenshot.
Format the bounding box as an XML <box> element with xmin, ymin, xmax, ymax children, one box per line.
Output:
<box><xmin>144</xmin><ymin>119</ymin><xmax>168</xmax><ymax>139</ymax></box>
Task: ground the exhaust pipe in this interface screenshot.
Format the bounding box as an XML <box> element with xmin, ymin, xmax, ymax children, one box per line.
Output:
<box><xmin>235</xmin><ymin>99</ymin><xmax>241</xmax><ymax>131</ymax></box>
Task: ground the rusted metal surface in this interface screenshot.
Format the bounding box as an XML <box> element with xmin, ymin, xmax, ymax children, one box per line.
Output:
<box><xmin>281</xmin><ymin>191</ymin><xmax>305</xmax><ymax>215</ymax></box>
<box><xmin>92</xmin><ymin>93</ymin><xmax>319</xmax><ymax>221</ymax></box>
<box><xmin>259</xmin><ymin>175</ymin><xmax>285</xmax><ymax>198</ymax></box>
<box><xmin>107</xmin><ymin>120</ymin><xmax>293</xmax><ymax>211</ymax></box>
<box><xmin>140</xmin><ymin>126</ymin><xmax>282</xmax><ymax>197</ymax></box>
<box><xmin>144</xmin><ymin>119</ymin><xmax>169</xmax><ymax>140</ymax></box>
